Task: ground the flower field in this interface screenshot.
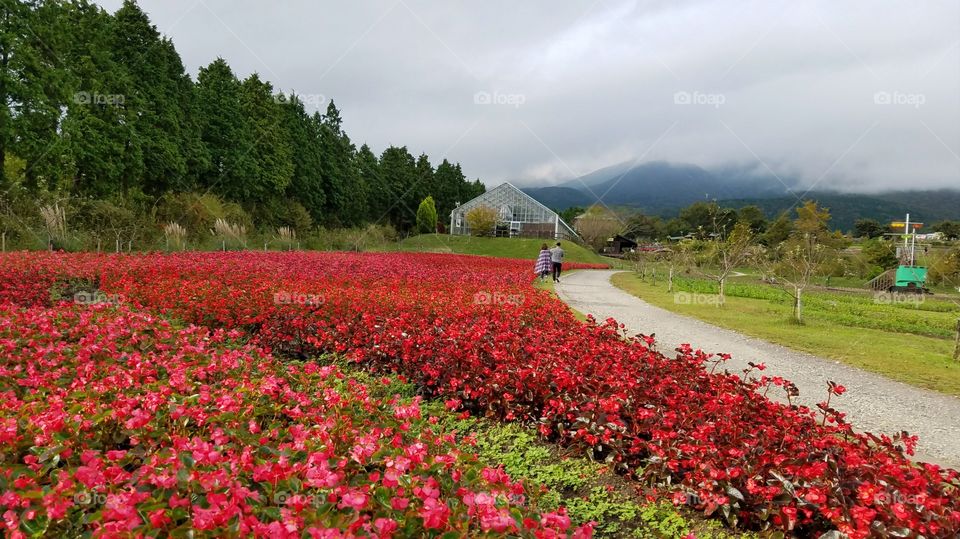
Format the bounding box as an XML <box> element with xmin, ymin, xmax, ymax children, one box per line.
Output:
<box><xmin>1</xmin><ymin>251</ymin><xmax>959</xmax><ymax>538</ymax></box>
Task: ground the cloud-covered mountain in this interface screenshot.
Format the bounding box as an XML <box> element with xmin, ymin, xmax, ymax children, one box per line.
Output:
<box><xmin>521</xmin><ymin>161</ymin><xmax>960</xmax><ymax>231</ymax></box>
<box><xmin>523</xmin><ymin>161</ymin><xmax>797</xmax><ymax>209</ymax></box>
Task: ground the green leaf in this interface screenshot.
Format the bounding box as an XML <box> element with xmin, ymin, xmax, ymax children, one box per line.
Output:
<box><xmin>725</xmin><ymin>485</ymin><xmax>745</xmax><ymax>502</ymax></box>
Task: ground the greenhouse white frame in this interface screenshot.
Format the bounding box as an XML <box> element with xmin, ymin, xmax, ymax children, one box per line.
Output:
<box><xmin>448</xmin><ymin>182</ymin><xmax>580</xmax><ymax>241</ymax></box>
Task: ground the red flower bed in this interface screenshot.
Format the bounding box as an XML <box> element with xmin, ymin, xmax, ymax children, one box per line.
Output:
<box><xmin>0</xmin><ymin>301</ymin><xmax>589</xmax><ymax>537</ymax></box>
<box><xmin>1</xmin><ymin>251</ymin><xmax>958</xmax><ymax>538</ymax></box>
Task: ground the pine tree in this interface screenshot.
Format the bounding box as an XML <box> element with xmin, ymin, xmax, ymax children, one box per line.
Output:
<box><xmin>195</xmin><ymin>58</ymin><xmax>258</xmax><ymax>200</ymax></box>
<box><xmin>378</xmin><ymin>145</ymin><xmax>417</xmax><ymax>231</ymax></box>
<box><xmin>0</xmin><ymin>2</ymin><xmax>493</xmax><ymax>232</ymax></box>
<box><xmin>282</xmin><ymin>93</ymin><xmax>325</xmax><ymax>221</ymax></box>
<box><xmin>58</xmin><ymin>1</ymin><xmax>141</xmax><ymax>197</ymax></box>
<box><xmin>432</xmin><ymin>159</ymin><xmax>461</xmax><ymax>222</ymax></box>
<box><xmin>2</xmin><ymin>0</ymin><xmax>68</xmax><ymax>192</ymax></box>
<box><xmin>238</xmin><ymin>73</ymin><xmax>293</xmax><ymax>211</ymax></box>
<box><xmin>170</xmin><ymin>38</ymin><xmax>210</xmax><ymax>190</ymax></box>
<box><xmin>317</xmin><ymin>101</ymin><xmax>361</xmax><ymax>226</ymax></box>
<box><xmin>356</xmin><ymin>144</ymin><xmax>383</xmax><ymax>222</ymax></box>
<box><xmin>111</xmin><ymin>0</ymin><xmax>197</xmax><ymax>194</ymax></box>
<box><xmin>413</xmin><ymin>153</ymin><xmax>434</xmax><ymax>206</ymax></box>
<box><xmin>334</xmin><ymin>120</ymin><xmax>366</xmax><ymax>226</ymax></box>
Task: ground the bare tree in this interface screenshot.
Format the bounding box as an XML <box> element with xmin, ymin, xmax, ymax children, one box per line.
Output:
<box><xmin>679</xmin><ymin>220</ymin><xmax>756</xmax><ymax>306</ymax></box>
<box><xmin>761</xmin><ymin>201</ymin><xmax>843</xmax><ymax>323</ymax></box>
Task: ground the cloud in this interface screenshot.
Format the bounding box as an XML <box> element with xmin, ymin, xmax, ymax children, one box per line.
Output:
<box><xmin>94</xmin><ymin>0</ymin><xmax>960</xmax><ymax>192</ymax></box>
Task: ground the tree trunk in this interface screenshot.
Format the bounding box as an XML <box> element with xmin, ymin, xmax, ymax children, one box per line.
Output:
<box><xmin>794</xmin><ymin>287</ymin><xmax>803</xmax><ymax>324</ymax></box>
<box><xmin>668</xmin><ymin>266</ymin><xmax>674</xmax><ymax>293</ymax></box>
<box><xmin>718</xmin><ymin>278</ymin><xmax>725</xmax><ymax>307</ymax></box>
<box><xmin>0</xmin><ymin>46</ymin><xmax>8</xmax><ymax>190</ymax></box>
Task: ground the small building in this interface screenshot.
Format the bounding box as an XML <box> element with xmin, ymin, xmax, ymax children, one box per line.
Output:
<box><xmin>449</xmin><ymin>182</ymin><xmax>580</xmax><ymax>241</ymax></box>
<box><xmin>603</xmin><ymin>234</ymin><xmax>637</xmax><ymax>256</ymax></box>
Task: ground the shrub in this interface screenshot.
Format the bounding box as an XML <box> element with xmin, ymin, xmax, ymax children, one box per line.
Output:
<box><xmin>416</xmin><ymin>196</ymin><xmax>439</xmax><ymax>234</ymax></box>
<box><xmin>77</xmin><ymin>200</ymin><xmax>140</xmax><ymax>252</ymax></box>
<box><xmin>157</xmin><ymin>192</ymin><xmax>227</xmax><ymax>239</ymax></box>
<box><xmin>0</xmin><ymin>303</ymin><xmax>588</xmax><ymax>537</ymax></box>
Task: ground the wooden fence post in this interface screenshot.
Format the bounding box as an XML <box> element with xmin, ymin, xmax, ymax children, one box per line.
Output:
<box><xmin>954</xmin><ymin>319</ymin><xmax>960</xmax><ymax>362</ymax></box>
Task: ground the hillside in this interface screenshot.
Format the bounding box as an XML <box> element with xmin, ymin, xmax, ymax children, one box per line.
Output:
<box><xmin>398</xmin><ymin>234</ymin><xmax>608</xmax><ymax>265</ymax></box>
<box><xmin>521</xmin><ymin>161</ymin><xmax>960</xmax><ymax>230</ymax></box>
<box><xmin>710</xmin><ymin>193</ymin><xmax>960</xmax><ymax>231</ymax></box>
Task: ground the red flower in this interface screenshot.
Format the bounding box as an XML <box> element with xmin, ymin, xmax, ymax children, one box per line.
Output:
<box><xmin>420</xmin><ymin>497</ymin><xmax>450</xmax><ymax>529</ymax></box>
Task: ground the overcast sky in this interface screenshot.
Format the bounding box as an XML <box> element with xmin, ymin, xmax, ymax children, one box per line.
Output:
<box><xmin>95</xmin><ymin>0</ymin><xmax>960</xmax><ymax>192</ymax></box>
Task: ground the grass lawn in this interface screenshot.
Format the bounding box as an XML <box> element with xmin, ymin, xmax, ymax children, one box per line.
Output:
<box><xmin>398</xmin><ymin>234</ymin><xmax>609</xmax><ymax>265</ymax></box>
<box><xmin>612</xmin><ymin>272</ymin><xmax>960</xmax><ymax>397</ymax></box>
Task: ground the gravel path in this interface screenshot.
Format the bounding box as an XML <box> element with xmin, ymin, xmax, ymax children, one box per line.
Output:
<box><xmin>555</xmin><ymin>270</ymin><xmax>960</xmax><ymax>468</ymax></box>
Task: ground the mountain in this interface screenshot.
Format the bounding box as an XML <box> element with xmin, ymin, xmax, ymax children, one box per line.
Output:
<box><xmin>710</xmin><ymin>193</ymin><xmax>960</xmax><ymax>232</ymax></box>
<box><xmin>521</xmin><ymin>186</ymin><xmax>592</xmax><ymax>210</ymax></box>
<box><xmin>523</xmin><ymin>161</ymin><xmax>796</xmax><ymax>211</ymax></box>
<box><xmin>520</xmin><ymin>161</ymin><xmax>960</xmax><ymax>231</ymax></box>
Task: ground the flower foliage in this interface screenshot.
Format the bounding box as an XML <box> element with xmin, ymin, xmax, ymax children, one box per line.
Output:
<box><xmin>0</xmin><ymin>301</ymin><xmax>590</xmax><ymax>537</ymax></box>
<box><xmin>1</xmin><ymin>251</ymin><xmax>959</xmax><ymax>538</ymax></box>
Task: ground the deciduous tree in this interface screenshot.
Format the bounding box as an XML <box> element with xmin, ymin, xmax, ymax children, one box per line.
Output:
<box><xmin>464</xmin><ymin>205</ymin><xmax>498</xmax><ymax>237</ymax></box>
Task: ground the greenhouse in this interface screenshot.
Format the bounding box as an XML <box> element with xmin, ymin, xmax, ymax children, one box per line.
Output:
<box><xmin>448</xmin><ymin>182</ymin><xmax>580</xmax><ymax>240</ymax></box>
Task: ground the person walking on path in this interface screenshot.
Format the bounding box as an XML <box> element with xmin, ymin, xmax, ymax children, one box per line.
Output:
<box><xmin>534</xmin><ymin>243</ymin><xmax>553</xmax><ymax>281</ymax></box>
<box><xmin>549</xmin><ymin>242</ymin><xmax>565</xmax><ymax>282</ymax></box>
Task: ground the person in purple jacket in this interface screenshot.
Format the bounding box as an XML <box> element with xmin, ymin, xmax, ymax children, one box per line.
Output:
<box><xmin>533</xmin><ymin>243</ymin><xmax>552</xmax><ymax>281</ymax></box>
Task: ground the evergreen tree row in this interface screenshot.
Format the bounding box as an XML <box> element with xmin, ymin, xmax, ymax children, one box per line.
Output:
<box><xmin>0</xmin><ymin>0</ymin><xmax>484</xmax><ymax>231</ymax></box>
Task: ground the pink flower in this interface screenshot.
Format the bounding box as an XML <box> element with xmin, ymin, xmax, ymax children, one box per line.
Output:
<box><xmin>74</xmin><ymin>465</ymin><xmax>104</xmax><ymax>488</ymax></box>
<box><xmin>123</xmin><ymin>408</ymin><xmax>151</xmax><ymax>430</ymax></box>
<box><xmin>338</xmin><ymin>489</ymin><xmax>368</xmax><ymax>511</ymax></box>
<box><xmin>420</xmin><ymin>497</ymin><xmax>450</xmax><ymax>529</ymax></box>
<box><xmin>374</xmin><ymin>518</ymin><xmax>398</xmax><ymax>536</ymax></box>
<box><xmin>541</xmin><ymin>511</ymin><xmax>571</xmax><ymax>531</ymax></box>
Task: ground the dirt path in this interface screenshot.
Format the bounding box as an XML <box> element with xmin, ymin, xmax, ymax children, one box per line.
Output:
<box><xmin>555</xmin><ymin>269</ymin><xmax>960</xmax><ymax>468</ymax></box>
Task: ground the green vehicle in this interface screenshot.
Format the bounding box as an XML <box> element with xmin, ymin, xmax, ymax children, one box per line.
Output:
<box><xmin>891</xmin><ymin>265</ymin><xmax>928</xmax><ymax>294</ymax></box>
<box><xmin>887</xmin><ymin>214</ymin><xmax>929</xmax><ymax>294</ymax></box>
